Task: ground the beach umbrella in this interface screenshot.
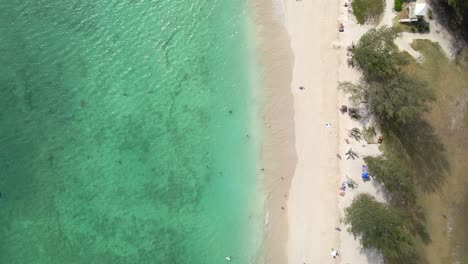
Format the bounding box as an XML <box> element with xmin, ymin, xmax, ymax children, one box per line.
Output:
<box><xmin>361</xmin><ymin>172</ymin><xmax>369</xmax><ymax>179</ymax></box>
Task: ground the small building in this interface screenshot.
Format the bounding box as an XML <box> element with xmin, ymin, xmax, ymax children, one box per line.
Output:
<box><xmin>399</xmin><ymin>2</ymin><xmax>427</xmax><ymax>23</ymax></box>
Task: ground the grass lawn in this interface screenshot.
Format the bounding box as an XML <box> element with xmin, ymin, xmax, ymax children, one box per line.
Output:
<box><xmin>351</xmin><ymin>0</ymin><xmax>384</xmax><ymax>24</ymax></box>
<box><xmin>408</xmin><ymin>40</ymin><xmax>468</xmax><ymax>264</ymax></box>
<box><xmin>377</xmin><ymin>39</ymin><xmax>467</xmax><ymax>264</ymax></box>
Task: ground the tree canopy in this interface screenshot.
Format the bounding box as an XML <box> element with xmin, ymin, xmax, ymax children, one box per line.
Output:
<box><xmin>345</xmin><ymin>194</ymin><xmax>416</xmax><ymax>263</ymax></box>
<box><xmin>340</xmin><ymin>74</ymin><xmax>433</xmax><ymax>124</ymax></box>
<box><xmin>352</xmin><ymin>27</ymin><xmax>406</xmax><ymax>82</ymax></box>
<box><xmin>340</xmin><ymin>27</ymin><xmax>434</xmax><ymax>124</ymax></box>
<box><xmin>364</xmin><ymin>156</ymin><xmax>416</xmax><ymax>207</ymax></box>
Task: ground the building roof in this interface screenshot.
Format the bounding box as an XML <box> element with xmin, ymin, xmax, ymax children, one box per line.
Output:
<box><xmin>414</xmin><ymin>3</ymin><xmax>427</xmax><ymax>17</ymax></box>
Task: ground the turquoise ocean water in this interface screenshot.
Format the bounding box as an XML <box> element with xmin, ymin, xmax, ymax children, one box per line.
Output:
<box><xmin>0</xmin><ymin>0</ymin><xmax>263</xmax><ymax>263</ymax></box>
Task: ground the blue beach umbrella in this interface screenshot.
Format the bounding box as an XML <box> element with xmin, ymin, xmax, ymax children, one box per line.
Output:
<box><xmin>362</xmin><ymin>172</ymin><xmax>369</xmax><ymax>179</ymax></box>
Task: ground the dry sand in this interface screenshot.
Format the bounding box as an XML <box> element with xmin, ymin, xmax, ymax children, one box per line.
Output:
<box><xmin>282</xmin><ymin>0</ymin><xmax>342</xmax><ymax>263</ymax></box>
<box><xmin>335</xmin><ymin>3</ymin><xmax>383</xmax><ymax>264</ymax></box>
<box><xmin>281</xmin><ymin>0</ymin><xmax>383</xmax><ymax>263</ymax></box>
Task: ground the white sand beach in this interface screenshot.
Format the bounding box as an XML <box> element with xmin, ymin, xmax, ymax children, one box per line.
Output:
<box><xmin>282</xmin><ymin>0</ymin><xmax>342</xmax><ymax>262</ymax></box>
<box><xmin>255</xmin><ymin>0</ymin><xmax>456</xmax><ymax>262</ymax></box>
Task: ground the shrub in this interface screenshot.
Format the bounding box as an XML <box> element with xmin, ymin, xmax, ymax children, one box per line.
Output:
<box><xmin>363</xmin><ymin>126</ymin><xmax>377</xmax><ymax>143</ymax></box>
<box><xmin>352</xmin><ymin>0</ymin><xmax>385</xmax><ymax>24</ymax></box>
<box><xmin>417</xmin><ymin>22</ymin><xmax>430</xmax><ymax>32</ymax></box>
<box><xmin>394</xmin><ymin>0</ymin><xmax>402</xmax><ymax>12</ymax></box>
<box><xmin>427</xmin><ymin>8</ymin><xmax>433</xmax><ymax>19</ymax></box>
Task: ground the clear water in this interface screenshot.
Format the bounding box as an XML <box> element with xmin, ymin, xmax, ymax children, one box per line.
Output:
<box><xmin>0</xmin><ymin>0</ymin><xmax>262</xmax><ymax>263</ymax></box>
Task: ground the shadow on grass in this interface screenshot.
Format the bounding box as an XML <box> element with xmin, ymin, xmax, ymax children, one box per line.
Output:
<box><xmin>383</xmin><ymin>118</ymin><xmax>450</xmax><ymax>193</ymax></box>
<box><xmin>407</xmin><ymin>206</ymin><xmax>432</xmax><ymax>245</ymax></box>
<box><xmin>394</xmin><ymin>253</ymin><xmax>430</xmax><ymax>264</ymax></box>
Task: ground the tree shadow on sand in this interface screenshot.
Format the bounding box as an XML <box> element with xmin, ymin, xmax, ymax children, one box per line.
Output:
<box><xmin>383</xmin><ymin>118</ymin><xmax>450</xmax><ymax>193</ymax></box>
<box><xmin>361</xmin><ymin>248</ymin><xmax>384</xmax><ymax>264</ymax></box>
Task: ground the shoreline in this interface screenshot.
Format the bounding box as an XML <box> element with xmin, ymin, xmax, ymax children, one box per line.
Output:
<box><xmin>250</xmin><ymin>0</ymin><xmax>296</xmax><ymax>263</ymax></box>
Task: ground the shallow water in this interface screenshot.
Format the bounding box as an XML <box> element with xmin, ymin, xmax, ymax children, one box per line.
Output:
<box><xmin>0</xmin><ymin>0</ymin><xmax>262</xmax><ymax>263</ymax></box>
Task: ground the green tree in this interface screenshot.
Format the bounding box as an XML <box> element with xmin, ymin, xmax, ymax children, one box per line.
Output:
<box><xmin>351</xmin><ymin>27</ymin><xmax>406</xmax><ymax>82</ymax></box>
<box><xmin>364</xmin><ymin>156</ymin><xmax>416</xmax><ymax>207</ymax></box>
<box><xmin>373</xmin><ymin>74</ymin><xmax>433</xmax><ymax>123</ymax></box>
<box><xmin>345</xmin><ymin>194</ymin><xmax>416</xmax><ymax>263</ymax></box>
<box><xmin>340</xmin><ymin>66</ymin><xmax>433</xmax><ymax>124</ymax></box>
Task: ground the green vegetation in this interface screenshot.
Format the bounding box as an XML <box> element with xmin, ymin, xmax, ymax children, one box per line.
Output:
<box><xmin>408</xmin><ymin>40</ymin><xmax>468</xmax><ymax>263</ymax></box>
<box><xmin>364</xmin><ymin>156</ymin><xmax>416</xmax><ymax>207</ymax></box>
<box><xmin>340</xmin><ymin>28</ymin><xmax>468</xmax><ymax>262</ymax></box>
<box><xmin>341</xmin><ymin>24</ymin><xmax>468</xmax><ymax>261</ymax></box>
<box><xmin>427</xmin><ymin>8</ymin><xmax>433</xmax><ymax>19</ymax></box>
<box><xmin>395</xmin><ymin>0</ymin><xmax>402</xmax><ymax>12</ymax></box>
<box><xmin>345</xmin><ymin>194</ymin><xmax>416</xmax><ymax>263</ymax></box>
<box><xmin>349</xmin><ymin>27</ymin><xmax>405</xmax><ymax>81</ymax></box>
<box><xmin>351</xmin><ymin>0</ymin><xmax>385</xmax><ymax>24</ymax></box>
<box><xmin>362</xmin><ymin>126</ymin><xmax>376</xmax><ymax>143</ymax></box>
<box><xmin>340</xmin><ymin>27</ymin><xmax>433</xmax><ymax>124</ymax></box>
<box><xmin>340</xmin><ymin>75</ymin><xmax>432</xmax><ymax>124</ymax></box>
